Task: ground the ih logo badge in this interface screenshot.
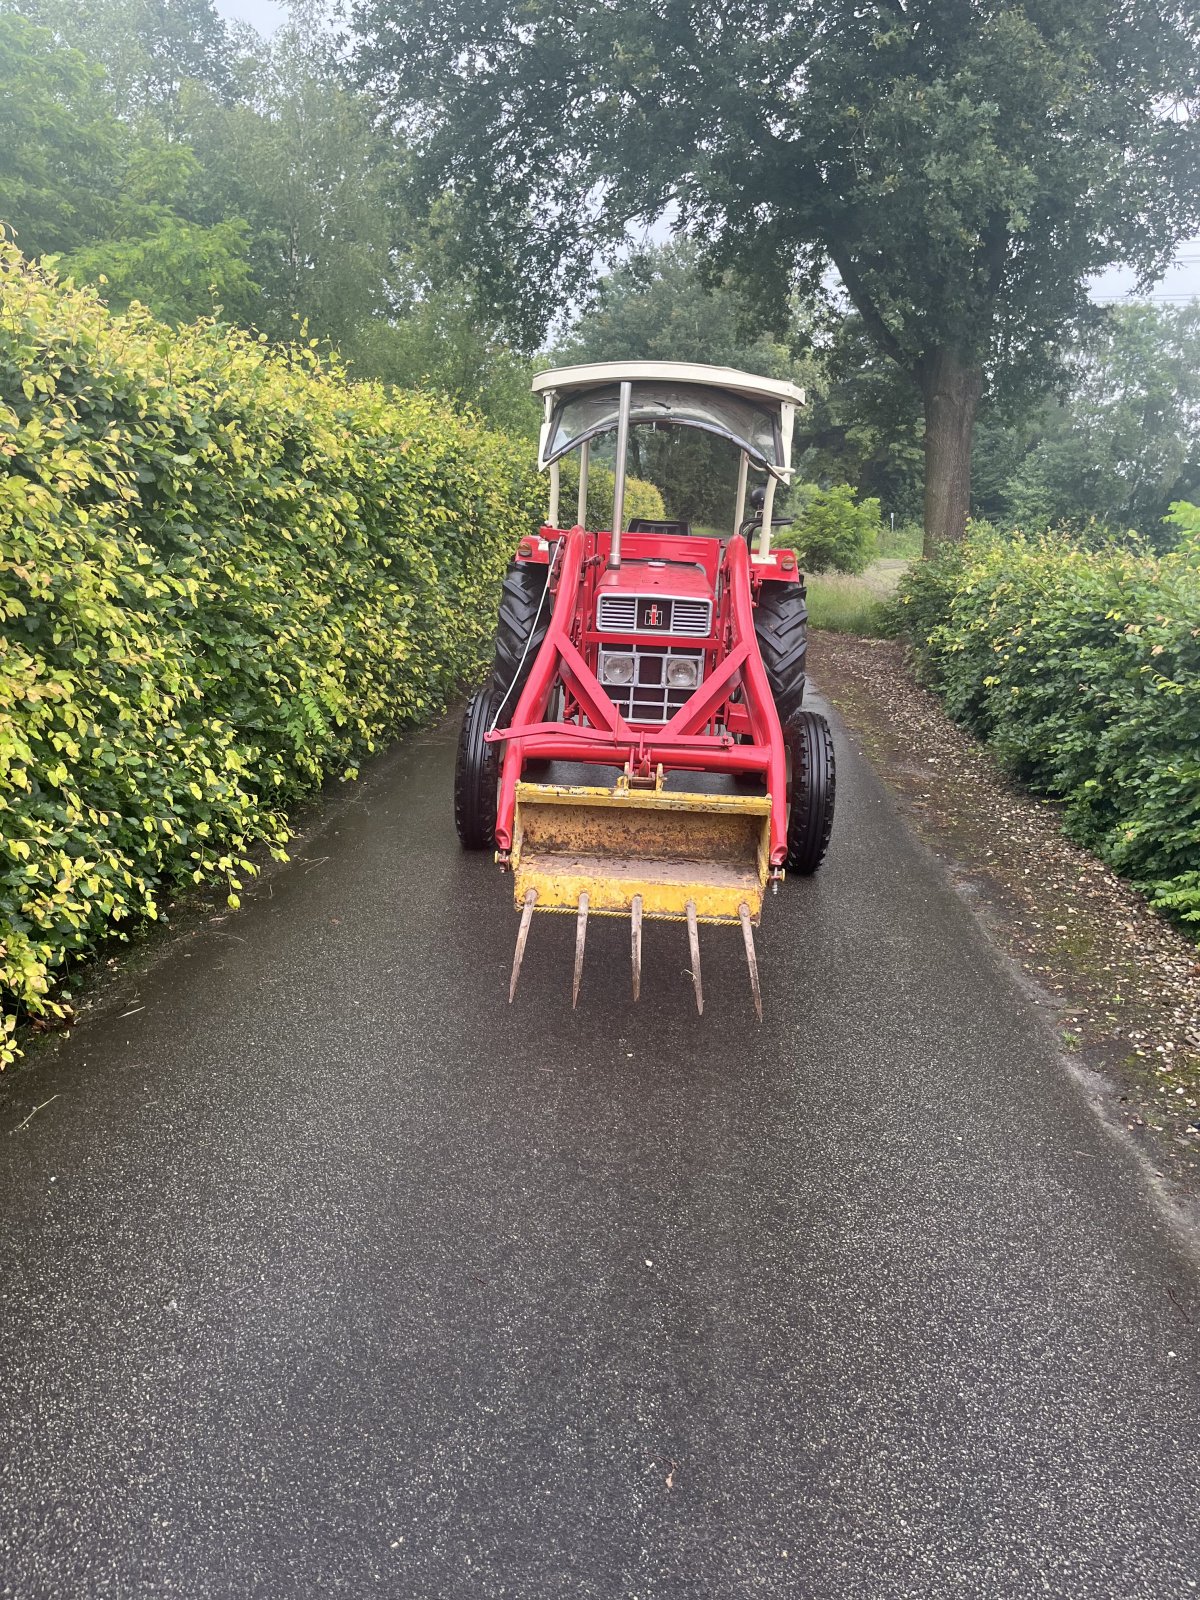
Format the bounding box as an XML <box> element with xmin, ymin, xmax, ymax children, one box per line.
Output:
<box><xmin>639</xmin><ymin>598</ymin><xmax>671</xmax><ymax>630</ymax></box>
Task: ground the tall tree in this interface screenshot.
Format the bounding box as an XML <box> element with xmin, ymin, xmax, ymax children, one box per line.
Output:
<box><xmin>0</xmin><ymin>12</ymin><xmax>121</xmax><ymax>256</ymax></box>
<box><xmin>0</xmin><ymin>0</ymin><xmax>538</xmax><ymax>420</ymax></box>
<box><xmin>351</xmin><ymin>0</ymin><xmax>1200</xmax><ymax>551</ymax></box>
<box><xmin>14</xmin><ymin>0</ymin><xmax>234</xmax><ymax>135</ymax></box>
<box><xmin>555</xmin><ymin>242</ymin><xmax>795</xmax><ymax>375</ymax></box>
<box><xmin>0</xmin><ymin>9</ymin><xmax>255</xmax><ymax>319</ymax></box>
<box><xmin>799</xmin><ymin>315</ymin><xmax>926</xmax><ymax>523</ymax></box>
<box><xmin>184</xmin><ymin>22</ymin><xmax>407</xmax><ymax>346</ymax></box>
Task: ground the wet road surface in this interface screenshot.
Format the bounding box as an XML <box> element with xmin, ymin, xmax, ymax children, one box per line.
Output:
<box><xmin>2</xmin><ymin>692</ymin><xmax>1198</xmax><ymax>1598</ymax></box>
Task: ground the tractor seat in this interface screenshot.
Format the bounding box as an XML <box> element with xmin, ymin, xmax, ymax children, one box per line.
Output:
<box><xmin>628</xmin><ymin>517</ymin><xmax>692</xmax><ymax>538</ymax></box>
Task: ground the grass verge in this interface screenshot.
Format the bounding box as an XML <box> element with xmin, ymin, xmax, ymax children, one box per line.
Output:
<box><xmin>804</xmin><ymin>559</ymin><xmax>908</xmax><ymax>636</ymax></box>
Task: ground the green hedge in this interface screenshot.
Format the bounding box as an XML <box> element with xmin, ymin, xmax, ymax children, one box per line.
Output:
<box><xmin>556</xmin><ymin>455</ymin><xmax>665</xmax><ymax>532</ymax></box>
<box><xmin>897</xmin><ymin>517</ymin><xmax>1200</xmax><ymax>935</ymax></box>
<box><xmin>0</xmin><ymin>246</ymin><xmax>544</xmax><ymax>1062</ymax></box>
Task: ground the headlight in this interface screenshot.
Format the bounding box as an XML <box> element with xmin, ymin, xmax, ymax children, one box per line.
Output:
<box><xmin>600</xmin><ymin>652</ymin><xmax>634</xmax><ymax>685</ymax></box>
<box><xmin>666</xmin><ymin>657</ymin><xmax>700</xmax><ymax>689</ymax></box>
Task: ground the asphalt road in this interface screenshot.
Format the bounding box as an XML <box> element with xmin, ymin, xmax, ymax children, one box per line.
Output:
<box><xmin>2</xmin><ymin>692</ymin><xmax>1198</xmax><ymax>1599</ymax></box>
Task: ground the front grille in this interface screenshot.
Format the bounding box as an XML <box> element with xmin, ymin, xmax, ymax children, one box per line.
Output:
<box><xmin>596</xmin><ymin>594</ymin><xmax>638</xmax><ymax>631</ymax></box>
<box><xmin>670</xmin><ymin>599</ymin><xmax>712</xmax><ymax>637</ymax></box>
<box><xmin>596</xmin><ymin>593</ymin><xmax>713</xmax><ymax>636</ymax></box>
<box><xmin>597</xmin><ymin>645</ymin><xmax>704</xmax><ymax>724</ymax></box>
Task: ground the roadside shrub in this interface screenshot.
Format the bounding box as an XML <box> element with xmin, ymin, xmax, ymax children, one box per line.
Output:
<box><xmin>555</xmin><ymin>455</ymin><xmax>665</xmax><ymax>531</ymax></box>
<box><xmin>793</xmin><ymin>483</ymin><xmax>879</xmax><ymax>574</ymax></box>
<box><xmin>0</xmin><ymin>245</ymin><xmax>544</xmax><ymax>1062</ymax></box>
<box><xmin>897</xmin><ymin>517</ymin><xmax>1200</xmax><ymax>935</ymax></box>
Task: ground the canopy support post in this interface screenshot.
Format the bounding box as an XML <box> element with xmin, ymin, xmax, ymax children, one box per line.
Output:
<box><xmin>548</xmin><ymin>459</ymin><xmax>561</xmax><ymax>527</ymax></box>
<box><xmin>734</xmin><ymin>450</ymin><xmax>749</xmax><ymax>537</ymax></box>
<box><xmin>755</xmin><ymin>401</ymin><xmax>795</xmax><ymax>561</ymax></box>
<box><xmin>577</xmin><ymin>440</ymin><xmax>590</xmax><ymax>529</ymax></box>
<box><xmin>758</xmin><ymin>476</ymin><xmax>777</xmax><ymax>559</ymax></box>
<box><xmin>609</xmin><ymin>380</ymin><xmax>632</xmax><ymax>570</ymax></box>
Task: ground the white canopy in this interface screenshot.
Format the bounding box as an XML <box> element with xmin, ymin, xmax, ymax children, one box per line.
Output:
<box><xmin>532</xmin><ymin>360</ymin><xmax>806</xmax><ymax>409</ymax></box>
<box><xmin>531</xmin><ymin>360</ymin><xmax>804</xmax><ymax>560</ymax></box>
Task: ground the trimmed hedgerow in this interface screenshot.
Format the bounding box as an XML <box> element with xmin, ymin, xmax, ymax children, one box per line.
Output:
<box><xmin>896</xmin><ymin>516</ymin><xmax>1200</xmax><ymax>937</ymax></box>
<box><xmin>0</xmin><ymin>245</ymin><xmax>545</xmax><ymax>1062</ymax></box>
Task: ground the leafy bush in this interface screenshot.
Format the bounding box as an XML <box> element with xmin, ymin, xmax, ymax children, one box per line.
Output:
<box><xmin>793</xmin><ymin>483</ymin><xmax>880</xmax><ymax>574</ymax></box>
<box><xmin>555</xmin><ymin>455</ymin><xmax>665</xmax><ymax>531</ymax></box>
<box><xmin>897</xmin><ymin>517</ymin><xmax>1200</xmax><ymax>935</ymax></box>
<box><xmin>0</xmin><ymin>245</ymin><xmax>544</xmax><ymax>1063</ymax></box>
<box><xmin>1165</xmin><ymin>500</ymin><xmax>1200</xmax><ymax>542</ymax></box>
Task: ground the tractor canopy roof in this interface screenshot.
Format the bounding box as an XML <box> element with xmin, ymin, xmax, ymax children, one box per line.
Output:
<box><xmin>532</xmin><ymin>361</ymin><xmax>805</xmax><ymax>481</ymax></box>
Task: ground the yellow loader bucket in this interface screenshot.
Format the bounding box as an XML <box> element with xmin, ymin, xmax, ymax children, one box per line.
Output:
<box><xmin>512</xmin><ymin>779</ymin><xmax>771</xmax><ymax>921</ymax></box>
<box><xmin>507</xmin><ymin>777</ymin><xmax>771</xmax><ymax>1016</ymax></box>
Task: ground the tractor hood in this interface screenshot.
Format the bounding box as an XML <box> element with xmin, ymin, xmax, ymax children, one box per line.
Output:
<box><xmin>594</xmin><ymin>559</ymin><xmax>711</xmax><ymax>604</ymax></box>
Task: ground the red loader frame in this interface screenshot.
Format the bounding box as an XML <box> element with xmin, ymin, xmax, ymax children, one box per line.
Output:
<box><xmin>486</xmin><ymin>524</ymin><xmax>798</xmax><ymax>872</ymax></box>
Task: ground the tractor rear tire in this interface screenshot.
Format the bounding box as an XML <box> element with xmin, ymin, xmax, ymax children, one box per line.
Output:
<box><xmin>490</xmin><ymin>560</ymin><xmax>550</xmax><ymax>717</ymax></box>
<box><xmin>455</xmin><ymin>686</ymin><xmax>503</xmax><ymax>851</ymax></box>
<box><xmin>754</xmin><ymin>580</ymin><xmax>808</xmax><ymax>723</ymax></box>
<box><xmin>784</xmin><ymin>709</ymin><xmax>835</xmax><ymax>875</ymax></box>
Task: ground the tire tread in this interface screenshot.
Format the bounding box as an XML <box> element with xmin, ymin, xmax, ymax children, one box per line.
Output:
<box><xmin>490</xmin><ymin>561</ymin><xmax>550</xmax><ymax>711</ymax></box>
<box><xmin>784</xmin><ymin>709</ymin><xmax>835</xmax><ymax>874</ymax></box>
<box><xmin>454</xmin><ymin>687</ymin><xmax>501</xmax><ymax>850</ymax></box>
<box><xmin>754</xmin><ymin>580</ymin><xmax>808</xmax><ymax>722</ymax></box>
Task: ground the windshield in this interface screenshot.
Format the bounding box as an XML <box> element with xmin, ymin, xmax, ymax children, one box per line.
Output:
<box><xmin>540</xmin><ymin>382</ymin><xmax>786</xmax><ymax>477</ymax></box>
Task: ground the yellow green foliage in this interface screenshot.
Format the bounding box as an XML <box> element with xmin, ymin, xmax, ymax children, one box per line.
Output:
<box><xmin>555</xmin><ymin>454</ymin><xmax>665</xmax><ymax>532</ymax></box>
<box><xmin>0</xmin><ymin>245</ymin><xmax>543</xmax><ymax>1062</ymax></box>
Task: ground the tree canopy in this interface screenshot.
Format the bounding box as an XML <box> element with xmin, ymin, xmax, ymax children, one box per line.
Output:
<box><xmin>0</xmin><ymin>12</ymin><xmax>126</xmax><ymax>257</ymax></box>
<box><xmin>351</xmin><ymin>0</ymin><xmax>1200</xmax><ymax>546</ymax></box>
<box><xmin>0</xmin><ymin>10</ymin><xmax>257</xmax><ymax>318</ymax></box>
<box><xmin>17</xmin><ymin>0</ymin><xmax>236</xmax><ymax>132</ymax></box>
<box><xmin>7</xmin><ymin>0</ymin><xmax>1199</xmax><ymax>508</ymax></box>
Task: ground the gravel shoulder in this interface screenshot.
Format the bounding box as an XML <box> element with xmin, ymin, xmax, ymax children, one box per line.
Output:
<box><xmin>812</xmin><ymin>628</ymin><xmax>1200</xmax><ymax>1205</ymax></box>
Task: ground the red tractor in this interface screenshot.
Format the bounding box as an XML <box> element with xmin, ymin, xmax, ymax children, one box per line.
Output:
<box><xmin>455</xmin><ymin>361</ymin><xmax>834</xmax><ymax>1015</ymax></box>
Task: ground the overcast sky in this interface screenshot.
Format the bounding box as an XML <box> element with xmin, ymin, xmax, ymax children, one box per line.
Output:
<box><xmin>1091</xmin><ymin>246</ymin><xmax>1200</xmax><ymax>305</ymax></box>
<box><xmin>213</xmin><ymin>0</ymin><xmax>286</xmax><ymax>34</ymax></box>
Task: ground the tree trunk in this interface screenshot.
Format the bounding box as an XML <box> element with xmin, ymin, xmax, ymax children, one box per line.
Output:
<box><xmin>921</xmin><ymin>348</ymin><xmax>983</xmax><ymax>555</ymax></box>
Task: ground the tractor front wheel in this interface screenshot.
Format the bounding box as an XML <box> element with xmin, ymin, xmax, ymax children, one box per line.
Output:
<box><xmin>783</xmin><ymin>709</ymin><xmax>835</xmax><ymax>874</ymax></box>
<box><xmin>454</xmin><ymin>686</ymin><xmax>503</xmax><ymax>850</ymax></box>
<box><xmin>754</xmin><ymin>580</ymin><xmax>808</xmax><ymax>723</ymax></box>
<box><xmin>491</xmin><ymin>559</ymin><xmax>551</xmax><ymax>717</ymax></box>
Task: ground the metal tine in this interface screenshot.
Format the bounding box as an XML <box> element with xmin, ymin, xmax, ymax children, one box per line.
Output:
<box><xmin>685</xmin><ymin>900</ymin><xmax>703</xmax><ymax>1016</ymax></box>
<box><xmin>631</xmin><ymin>894</ymin><xmax>643</xmax><ymax>1001</ymax></box>
<box><xmin>572</xmin><ymin>891</ymin><xmax>589</xmax><ymax>1009</ymax></box>
<box><xmin>738</xmin><ymin>900</ymin><xmax>763</xmax><ymax>1022</ymax></box>
<box><xmin>509</xmin><ymin>888</ymin><xmax>537</xmax><ymax>1003</ymax></box>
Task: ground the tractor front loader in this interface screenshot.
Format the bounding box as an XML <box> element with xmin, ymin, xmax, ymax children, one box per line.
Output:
<box><xmin>454</xmin><ymin>362</ymin><xmax>835</xmax><ymax>1016</ymax></box>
